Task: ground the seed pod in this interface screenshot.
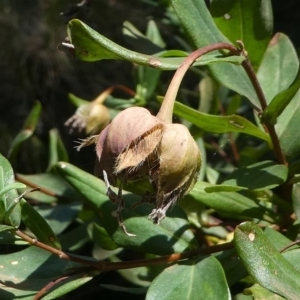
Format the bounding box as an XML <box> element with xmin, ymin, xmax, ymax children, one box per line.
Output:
<box><xmin>95</xmin><ymin>106</ymin><xmax>164</xmax><ymax>185</ymax></box>
<box><xmin>148</xmin><ymin>123</ymin><xmax>201</xmax><ymax>223</ymax></box>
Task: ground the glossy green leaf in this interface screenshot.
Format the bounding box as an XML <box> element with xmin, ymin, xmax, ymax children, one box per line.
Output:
<box><xmin>257</xmin><ymin>34</ymin><xmax>298</xmax><ymax>103</ymax></box>
<box><xmin>188</xmin><ymin>181</ymin><xmax>280</xmax><ymax>223</ymax></box>
<box><xmin>59</xmin><ymin>223</ymin><xmax>90</xmax><ymax>251</ymax></box>
<box><xmin>46</xmin><ymin>129</ymin><xmax>69</xmax><ymax>171</ymax></box>
<box><xmin>7</xmin><ymin>101</ymin><xmax>41</xmax><ymax>159</ymax></box>
<box><xmin>262</xmin><ymin>68</ymin><xmax>300</xmax><ymax>125</ymax></box>
<box><xmin>20</xmin><ymin>199</ymin><xmax>61</xmax><ymax>249</ymax></box>
<box><xmin>112</xmin><ymin>255</ymin><xmax>154</xmax><ymax>287</ymax></box>
<box><xmin>205</xmin><ymin>161</ymin><xmax>288</xmax><ymax>192</ymax></box>
<box><xmin>145</xmin><ymin>20</ymin><xmax>166</xmax><ymax>48</ymax></box>
<box><xmin>35</xmin><ymin>202</ymin><xmax>81</xmax><ymax>235</ymax></box>
<box><xmin>146</xmin><ymin>256</ymin><xmax>230</xmax><ymax>300</ymax></box>
<box><xmin>122</xmin><ymin>20</ymin><xmax>165</xmax><ymax>53</ymax></box>
<box><xmin>170</xmin><ymin>0</ymin><xmax>259</xmax><ymax>108</ymax></box>
<box><xmin>234</xmin><ymin>222</ymin><xmax>300</xmax><ymax>299</ymax></box>
<box><xmin>276</xmin><ymin>90</ymin><xmax>300</xmax><ymax>160</ymax></box>
<box><xmin>0</xmin><ymin>224</ymin><xmax>14</xmax><ymax>232</ymax></box>
<box><xmin>87</xmin><ymin>222</ymin><xmax>118</xmax><ymax>250</ymax></box>
<box><xmin>210</xmin><ymin>0</ymin><xmax>273</xmax><ymax>70</ymax></box>
<box><xmin>66</xmin><ymin>19</ymin><xmax>245</xmax><ymax>69</ymax></box>
<box><xmin>0</xmin><ymin>246</ymin><xmax>81</xmax><ymax>300</ymax></box>
<box><xmin>0</xmin><ymin>182</ymin><xmax>26</xmax><ymax>198</ymax></box>
<box><xmin>171</xmin><ymin>100</ymin><xmax>271</xmax><ymax>143</ymax></box>
<box><xmin>283</xmin><ymin>248</ymin><xmax>300</xmax><ymax>273</ymax></box>
<box><xmin>264</xmin><ymin>227</ymin><xmax>292</xmax><ymax>251</ymax></box>
<box><xmin>16</xmin><ymin>172</ymin><xmax>84</xmax><ymax>203</ymax></box>
<box><xmin>43</xmin><ymin>276</ymin><xmax>94</xmax><ymax>300</ymax></box>
<box><xmin>244</xmin><ymin>284</ymin><xmax>285</xmax><ymax>300</ymax></box>
<box><xmin>0</xmin><ymin>154</ymin><xmax>21</xmax><ymax>227</ymax></box>
<box><xmin>257</xmin><ymin>33</ymin><xmax>300</xmax><ymax>160</ymax></box>
<box><xmin>55</xmin><ymin>162</ymin><xmax>198</xmax><ymax>255</ymax></box>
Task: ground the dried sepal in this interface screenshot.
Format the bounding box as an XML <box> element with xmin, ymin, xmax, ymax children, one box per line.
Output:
<box><xmin>115</xmin><ymin>123</ymin><xmax>163</xmax><ymax>179</ymax></box>
<box><xmin>75</xmin><ymin>135</ymin><xmax>99</xmax><ymax>151</ymax></box>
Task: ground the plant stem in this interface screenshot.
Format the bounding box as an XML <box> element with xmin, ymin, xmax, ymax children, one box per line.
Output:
<box><xmin>156</xmin><ymin>43</ymin><xmax>241</xmax><ymax>123</ymax></box>
<box><xmin>241</xmin><ymin>58</ymin><xmax>287</xmax><ymax>165</ymax></box>
<box><xmin>14</xmin><ymin>229</ymin><xmax>233</xmax><ymax>271</ymax></box>
<box><xmin>156</xmin><ymin>41</ymin><xmax>287</xmax><ymax>165</ymax></box>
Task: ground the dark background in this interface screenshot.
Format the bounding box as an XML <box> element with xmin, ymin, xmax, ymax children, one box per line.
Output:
<box><xmin>0</xmin><ymin>0</ymin><xmax>299</xmax><ymax>172</ymax></box>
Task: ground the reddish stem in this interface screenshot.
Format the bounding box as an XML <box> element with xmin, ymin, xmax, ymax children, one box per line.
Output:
<box><xmin>14</xmin><ymin>229</ymin><xmax>233</xmax><ymax>271</ymax></box>
<box><xmin>156</xmin><ymin>43</ymin><xmax>240</xmax><ymax>123</ymax></box>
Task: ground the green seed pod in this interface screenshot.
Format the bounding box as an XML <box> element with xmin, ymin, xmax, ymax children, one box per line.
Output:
<box><xmin>148</xmin><ymin>123</ymin><xmax>201</xmax><ymax>224</ymax></box>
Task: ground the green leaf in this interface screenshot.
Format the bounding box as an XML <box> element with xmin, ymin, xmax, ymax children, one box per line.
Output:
<box><xmin>55</xmin><ymin>162</ymin><xmax>198</xmax><ymax>255</ymax></box>
<box><xmin>262</xmin><ymin>68</ymin><xmax>300</xmax><ymax>125</ymax></box>
<box><xmin>264</xmin><ymin>227</ymin><xmax>292</xmax><ymax>251</ymax></box>
<box><xmin>210</xmin><ymin>0</ymin><xmax>273</xmax><ymax>70</ymax></box>
<box><xmin>170</xmin><ymin>0</ymin><xmax>259</xmax><ymax>108</ymax></box>
<box><xmin>257</xmin><ymin>33</ymin><xmax>300</xmax><ymax>160</ymax></box>
<box><xmin>276</xmin><ymin>90</ymin><xmax>300</xmax><ymax>160</ymax></box>
<box><xmin>0</xmin><ymin>182</ymin><xmax>26</xmax><ymax>198</ymax></box>
<box><xmin>257</xmin><ymin>33</ymin><xmax>298</xmax><ymax>103</ymax></box>
<box><xmin>59</xmin><ymin>223</ymin><xmax>90</xmax><ymax>251</ymax></box>
<box><xmin>0</xmin><ymin>154</ymin><xmax>21</xmax><ymax>227</ymax></box>
<box><xmin>244</xmin><ymin>284</ymin><xmax>285</xmax><ymax>300</ymax></box>
<box><xmin>43</xmin><ymin>276</ymin><xmax>94</xmax><ymax>300</ymax></box>
<box><xmin>188</xmin><ymin>181</ymin><xmax>280</xmax><ymax>223</ymax></box>
<box><xmin>205</xmin><ymin>161</ymin><xmax>288</xmax><ymax>192</ymax></box>
<box><xmin>146</xmin><ymin>256</ymin><xmax>230</xmax><ymax>300</ymax></box>
<box><xmin>68</xmin><ymin>93</ymin><xmax>89</xmax><ymax>107</ymax></box>
<box><xmin>112</xmin><ymin>255</ymin><xmax>154</xmax><ymax>287</ymax></box>
<box><xmin>87</xmin><ymin>222</ymin><xmax>118</xmax><ymax>250</ymax></box>
<box><xmin>292</xmin><ymin>182</ymin><xmax>300</xmax><ymax>222</ymax></box>
<box><xmin>171</xmin><ymin>100</ymin><xmax>271</xmax><ymax>143</ymax></box>
<box><xmin>20</xmin><ymin>198</ymin><xmax>61</xmax><ymax>249</ymax></box>
<box><xmin>7</xmin><ymin>101</ymin><xmax>42</xmax><ymax>159</ymax></box>
<box><xmin>0</xmin><ymin>246</ymin><xmax>81</xmax><ymax>300</ymax></box>
<box><xmin>283</xmin><ymin>248</ymin><xmax>300</xmax><ymax>273</ymax></box>
<box><xmin>122</xmin><ymin>20</ymin><xmax>165</xmax><ymax>53</ymax></box>
<box><xmin>35</xmin><ymin>202</ymin><xmax>81</xmax><ymax>236</ymax></box>
<box><xmin>46</xmin><ymin>129</ymin><xmax>69</xmax><ymax>171</ymax></box>
<box><xmin>66</xmin><ymin>19</ymin><xmax>244</xmax><ymax>70</ymax></box>
<box><xmin>16</xmin><ymin>171</ymin><xmax>84</xmax><ymax>203</ymax></box>
<box><xmin>0</xmin><ymin>224</ymin><xmax>15</xmax><ymax>232</ymax></box>
<box><xmin>234</xmin><ymin>222</ymin><xmax>300</xmax><ymax>299</ymax></box>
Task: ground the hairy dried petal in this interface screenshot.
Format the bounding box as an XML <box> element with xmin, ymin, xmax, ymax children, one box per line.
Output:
<box><xmin>149</xmin><ymin>123</ymin><xmax>201</xmax><ymax>223</ymax></box>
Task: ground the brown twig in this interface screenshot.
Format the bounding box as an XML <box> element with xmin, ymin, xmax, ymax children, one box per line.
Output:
<box><xmin>279</xmin><ymin>239</ymin><xmax>300</xmax><ymax>253</ymax></box>
<box><xmin>14</xmin><ymin>229</ymin><xmax>233</xmax><ymax>271</ymax></box>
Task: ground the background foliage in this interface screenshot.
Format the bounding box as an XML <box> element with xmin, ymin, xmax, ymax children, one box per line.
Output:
<box><xmin>1</xmin><ymin>0</ymin><xmax>300</xmax><ymax>299</ymax></box>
